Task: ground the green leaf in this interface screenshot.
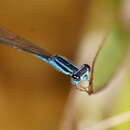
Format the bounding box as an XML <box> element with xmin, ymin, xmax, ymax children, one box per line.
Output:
<box><xmin>93</xmin><ymin>24</ymin><xmax>129</xmax><ymax>91</ymax></box>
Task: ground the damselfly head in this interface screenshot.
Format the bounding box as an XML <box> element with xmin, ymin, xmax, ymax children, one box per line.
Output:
<box><xmin>71</xmin><ymin>64</ymin><xmax>91</xmax><ymax>93</ymax></box>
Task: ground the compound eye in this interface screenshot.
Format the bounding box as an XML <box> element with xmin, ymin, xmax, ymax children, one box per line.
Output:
<box><xmin>83</xmin><ymin>74</ymin><xmax>88</xmax><ymax>80</ymax></box>
<box><xmin>71</xmin><ymin>74</ymin><xmax>80</xmax><ymax>83</ymax></box>
<box><xmin>84</xmin><ymin>64</ymin><xmax>91</xmax><ymax>72</ymax></box>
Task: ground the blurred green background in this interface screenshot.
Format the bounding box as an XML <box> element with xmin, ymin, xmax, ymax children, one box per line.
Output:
<box><xmin>0</xmin><ymin>0</ymin><xmax>130</xmax><ymax>130</ymax></box>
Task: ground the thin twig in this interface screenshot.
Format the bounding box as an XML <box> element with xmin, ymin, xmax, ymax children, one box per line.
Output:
<box><xmin>59</xmin><ymin>30</ymin><xmax>108</xmax><ymax>130</ymax></box>
<box><xmin>84</xmin><ymin>111</ymin><xmax>130</xmax><ymax>130</ymax></box>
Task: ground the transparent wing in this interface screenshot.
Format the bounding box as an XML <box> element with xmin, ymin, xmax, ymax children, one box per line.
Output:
<box><xmin>0</xmin><ymin>28</ymin><xmax>51</xmax><ymax>60</ymax></box>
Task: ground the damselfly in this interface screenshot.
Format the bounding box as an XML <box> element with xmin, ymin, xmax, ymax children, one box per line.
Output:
<box><xmin>0</xmin><ymin>28</ymin><xmax>92</xmax><ymax>94</ymax></box>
